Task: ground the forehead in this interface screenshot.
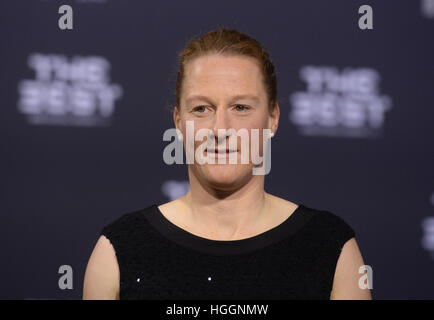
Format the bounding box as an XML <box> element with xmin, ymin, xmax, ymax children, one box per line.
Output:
<box><xmin>182</xmin><ymin>54</ymin><xmax>265</xmax><ymax>96</ymax></box>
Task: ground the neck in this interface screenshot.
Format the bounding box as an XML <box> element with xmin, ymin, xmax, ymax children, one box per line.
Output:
<box><xmin>180</xmin><ymin>169</ymin><xmax>269</xmax><ymax>240</ymax></box>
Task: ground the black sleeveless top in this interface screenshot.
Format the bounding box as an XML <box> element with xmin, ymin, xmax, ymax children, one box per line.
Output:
<box><xmin>99</xmin><ymin>203</ymin><xmax>356</xmax><ymax>300</ymax></box>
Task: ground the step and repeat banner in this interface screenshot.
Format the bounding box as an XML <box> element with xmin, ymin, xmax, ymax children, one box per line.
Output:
<box><xmin>1</xmin><ymin>0</ymin><xmax>433</xmax><ymax>299</ymax></box>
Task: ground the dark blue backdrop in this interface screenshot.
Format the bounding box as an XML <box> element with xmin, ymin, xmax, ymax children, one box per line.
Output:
<box><xmin>1</xmin><ymin>0</ymin><xmax>433</xmax><ymax>299</ymax></box>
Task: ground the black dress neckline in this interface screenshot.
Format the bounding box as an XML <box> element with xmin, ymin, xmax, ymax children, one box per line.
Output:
<box><xmin>144</xmin><ymin>203</ymin><xmax>314</xmax><ymax>255</ymax></box>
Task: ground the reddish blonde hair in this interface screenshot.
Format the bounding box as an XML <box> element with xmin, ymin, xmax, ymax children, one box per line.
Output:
<box><xmin>175</xmin><ymin>27</ymin><xmax>277</xmax><ymax>112</ymax></box>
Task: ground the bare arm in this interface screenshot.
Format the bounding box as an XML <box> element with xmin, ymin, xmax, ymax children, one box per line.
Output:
<box><xmin>83</xmin><ymin>235</ymin><xmax>120</xmax><ymax>300</ymax></box>
<box><xmin>330</xmin><ymin>238</ymin><xmax>372</xmax><ymax>300</ymax></box>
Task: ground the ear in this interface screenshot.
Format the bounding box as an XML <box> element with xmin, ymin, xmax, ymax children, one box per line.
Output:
<box><xmin>173</xmin><ymin>106</ymin><xmax>182</xmax><ymax>133</ymax></box>
<box><xmin>268</xmin><ymin>102</ymin><xmax>280</xmax><ymax>135</ymax></box>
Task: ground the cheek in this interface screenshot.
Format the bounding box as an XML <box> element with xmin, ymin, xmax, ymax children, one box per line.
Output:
<box><xmin>192</xmin><ymin>122</ymin><xmax>211</xmax><ymax>146</ymax></box>
<box><xmin>235</xmin><ymin>111</ymin><xmax>269</xmax><ymax>129</ymax></box>
<box><xmin>240</xmin><ymin>118</ymin><xmax>270</xmax><ymax>157</ymax></box>
<box><xmin>235</xmin><ymin>117</ymin><xmax>269</xmax><ymax>141</ymax></box>
<box><xmin>237</xmin><ymin>119</ymin><xmax>267</xmax><ymax>132</ymax></box>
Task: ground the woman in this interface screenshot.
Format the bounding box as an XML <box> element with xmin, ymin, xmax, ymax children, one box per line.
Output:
<box><xmin>83</xmin><ymin>28</ymin><xmax>372</xmax><ymax>300</ymax></box>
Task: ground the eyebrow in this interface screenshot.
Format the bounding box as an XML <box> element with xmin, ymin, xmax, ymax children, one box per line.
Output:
<box><xmin>185</xmin><ymin>94</ymin><xmax>260</xmax><ymax>105</ymax></box>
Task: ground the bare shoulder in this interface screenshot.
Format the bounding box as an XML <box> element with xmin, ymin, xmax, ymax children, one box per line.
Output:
<box><xmin>330</xmin><ymin>238</ymin><xmax>372</xmax><ymax>300</ymax></box>
<box><xmin>83</xmin><ymin>235</ymin><xmax>120</xmax><ymax>300</ymax></box>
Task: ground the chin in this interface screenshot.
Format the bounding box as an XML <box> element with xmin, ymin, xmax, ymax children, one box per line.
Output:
<box><xmin>199</xmin><ymin>164</ymin><xmax>252</xmax><ymax>187</ymax></box>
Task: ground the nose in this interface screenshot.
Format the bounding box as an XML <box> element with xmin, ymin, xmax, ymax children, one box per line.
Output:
<box><xmin>211</xmin><ymin>107</ymin><xmax>231</xmax><ymax>144</ymax></box>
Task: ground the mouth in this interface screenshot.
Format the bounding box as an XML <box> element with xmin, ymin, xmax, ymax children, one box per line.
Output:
<box><xmin>205</xmin><ymin>148</ymin><xmax>238</xmax><ymax>155</ymax></box>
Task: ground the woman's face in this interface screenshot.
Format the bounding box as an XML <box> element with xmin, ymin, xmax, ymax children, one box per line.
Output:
<box><xmin>174</xmin><ymin>54</ymin><xmax>279</xmax><ymax>190</ymax></box>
